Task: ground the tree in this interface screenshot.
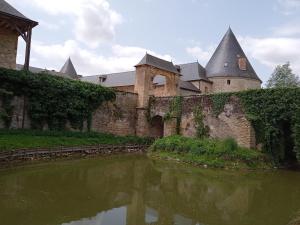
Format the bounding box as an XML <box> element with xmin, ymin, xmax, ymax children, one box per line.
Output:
<box><xmin>266</xmin><ymin>63</ymin><xmax>300</xmax><ymax>88</ymax></box>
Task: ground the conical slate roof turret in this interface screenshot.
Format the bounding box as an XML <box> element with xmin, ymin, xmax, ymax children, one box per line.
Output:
<box><xmin>206</xmin><ymin>28</ymin><xmax>261</xmax><ymax>82</ymax></box>
<box><xmin>60</xmin><ymin>58</ymin><xmax>78</xmax><ymax>79</ymax></box>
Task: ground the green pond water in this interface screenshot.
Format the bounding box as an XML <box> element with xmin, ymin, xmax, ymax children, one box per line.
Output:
<box><xmin>0</xmin><ymin>155</ymin><xmax>300</xmax><ymax>225</ymax></box>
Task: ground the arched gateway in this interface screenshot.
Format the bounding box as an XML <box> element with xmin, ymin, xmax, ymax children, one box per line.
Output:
<box><xmin>134</xmin><ymin>53</ymin><xmax>180</xmax><ymax>108</ymax></box>
<box><xmin>134</xmin><ymin>54</ymin><xmax>181</xmax><ymax>136</ymax></box>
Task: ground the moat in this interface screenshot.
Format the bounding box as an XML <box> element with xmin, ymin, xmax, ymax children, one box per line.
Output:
<box><xmin>0</xmin><ymin>155</ymin><xmax>300</xmax><ymax>225</ymax></box>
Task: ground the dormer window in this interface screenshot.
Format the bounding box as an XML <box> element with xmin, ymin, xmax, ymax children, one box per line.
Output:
<box><xmin>238</xmin><ymin>57</ymin><xmax>247</xmax><ymax>71</ymax></box>
<box><xmin>99</xmin><ymin>75</ymin><xmax>107</xmax><ymax>83</ymax></box>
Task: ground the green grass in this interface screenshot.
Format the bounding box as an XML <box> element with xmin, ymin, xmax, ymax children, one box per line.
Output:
<box><xmin>0</xmin><ymin>130</ymin><xmax>153</xmax><ymax>151</ymax></box>
<box><xmin>148</xmin><ymin>135</ymin><xmax>273</xmax><ymax>169</ymax></box>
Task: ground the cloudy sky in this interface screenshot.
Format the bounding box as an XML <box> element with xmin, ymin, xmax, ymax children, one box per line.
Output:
<box><xmin>7</xmin><ymin>0</ymin><xmax>300</xmax><ymax>84</ymax></box>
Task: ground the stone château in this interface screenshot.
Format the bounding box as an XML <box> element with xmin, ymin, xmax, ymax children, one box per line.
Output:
<box><xmin>0</xmin><ymin>0</ymin><xmax>262</xmax><ymax>148</ymax></box>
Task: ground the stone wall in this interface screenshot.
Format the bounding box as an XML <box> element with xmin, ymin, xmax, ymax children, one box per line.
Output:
<box><xmin>114</xmin><ymin>85</ymin><xmax>135</xmax><ymax>93</ymax></box>
<box><xmin>0</xmin><ymin>92</ymin><xmax>138</xmax><ymax>137</ymax></box>
<box><xmin>209</xmin><ymin>77</ymin><xmax>261</xmax><ymax>93</ymax></box>
<box><xmin>91</xmin><ymin>91</ymin><xmax>138</xmax><ymax>136</ymax></box>
<box><xmin>149</xmin><ymin>95</ymin><xmax>256</xmax><ymax>148</ymax></box>
<box><xmin>0</xmin><ymin>28</ymin><xmax>18</xmax><ymax>69</ymax></box>
<box><xmin>0</xmin><ymin>89</ymin><xmax>256</xmax><ymax>148</ymax></box>
<box><xmin>191</xmin><ymin>80</ymin><xmax>213</xmax><ymax>94</ymax></box>
<box><xmin>0</xmin><ymin>96</ymin><xmax>30</xmax><ymax>129</ymax></box>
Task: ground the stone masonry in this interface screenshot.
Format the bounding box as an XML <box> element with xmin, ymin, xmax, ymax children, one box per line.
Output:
<box><xmin>0</xmin><ymin>28</ymin><xmax>18</xmax><ymax>69</ymax></box>
<box><xmin>0</xmin><ymin>91</ymin><xmax>256</xmax><ymax>148</ymax></box>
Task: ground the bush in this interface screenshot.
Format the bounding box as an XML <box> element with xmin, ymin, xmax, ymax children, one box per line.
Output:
<box><xmin>149</xmin><ymin>136</ymin><xmax>268</xmax><ymax>168</ymax></box>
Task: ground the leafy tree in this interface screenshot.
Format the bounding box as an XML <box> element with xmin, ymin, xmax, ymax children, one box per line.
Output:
<box><xmin>266</xmin><ymin>63</ymin><xmax>299</xmax><ymax>88</ymax></box>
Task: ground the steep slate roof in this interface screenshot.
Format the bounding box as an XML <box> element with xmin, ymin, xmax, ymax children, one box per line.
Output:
<box><xmin>16</xmin><ymin>64</ymin><xmax>76</xmax><ymax>79</ymax></box>
<box><xmin>178</xmin><ymin>80</ymin><xmax>200</xmax><ymax>92</ymax></box>
<box><xmin>82</xmin><ymin>61</ymin><xmax>209</xmax><ymax>90</ymax></box>
<box><xmin>206</xmin><ymin>28</ymin><xmax>261</xmax><ymax>81</ymax></box>
<box><xmin>60</xmin><ymin>58</ymin><xmax>78</xmax><ymax>79</ymax></box>
<box><xmin>136</xmin><ymin>53</ymin><xmax>179</xmax><ymax>74</ymax></box>
<box><xmin>0</xmin><ymin>0</ymin><xmax>38</xmax><ymax>25</ymax></box>
<box><xmin>81</xmin><ymin>71</ymin><xmax>136</xmax><ymax>87</ymax></box>
<box><xmin>83</xmin><ymin>71</ymin><xmax>200</xmax><ymax>92</ymax></box>
<box><xmin>179</xmin><ymin>62</ymin><xmax>209</xmax><ymax>81</ymax></box>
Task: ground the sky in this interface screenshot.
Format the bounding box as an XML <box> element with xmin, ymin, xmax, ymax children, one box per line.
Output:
<box><xmin>6</xmin><ymin>0</ymin><xmax>300</xmax><ymax>84</ymax></box>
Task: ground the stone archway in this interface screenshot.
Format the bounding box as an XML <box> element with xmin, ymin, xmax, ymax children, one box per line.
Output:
<box><xmin>134</xmin><ymin>54</ymin><xmax>180</xmax><ymax>137</ymax></box>
<box><xmin>134</xmin><ymin>54</ymin><xmax>180</xmax><ymax>108</ymax></box>
<box><xmin>149</xmin><ymin>115</ymin><xmax>164</xmax><ymax>138</ymax></box>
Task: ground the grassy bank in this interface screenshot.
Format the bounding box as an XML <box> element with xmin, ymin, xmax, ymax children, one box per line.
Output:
<box><xmin>149</xmin><ymin>136</ymin><xmax>273</xmax><ymax>169</ymax></box>
<box><xmin>0</xmin><ymin>130</ymin><xmax>152</xmax><ymax>151</ymax></box>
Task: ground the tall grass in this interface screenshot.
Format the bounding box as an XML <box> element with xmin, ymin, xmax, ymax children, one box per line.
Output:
<box><xmin>149</xmin><ymin>135</ymin><xmax>271</xmax><ymax>169</ymax></box>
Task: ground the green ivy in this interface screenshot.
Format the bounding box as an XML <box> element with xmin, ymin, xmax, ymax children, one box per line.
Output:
<box><xmin>210</xmin><ymin>93</ymin><xmax>231</xmax><ymax>116</ymax></box>
<box><xmin>0</xmin><ymin>88</ymin><xmax>14</xmax><ymax>128</ymax></box>
<box><xmin>208</xmin><ymin>88</ymin><xmax>300</xmax><ymax>164</ymax></box>
<box><xmin>294</xmin><ymin>106</ymin><xmax>300</xmax><ymax>161</ymax></box>
<box><xmin>0</xmin><ymin>68</ymin><xmax>116</xmax><ymax>131</ymax></box>
<box><xmin>164</xmin><ymin>96</ymin><xmax>183</xmax><ymax>134</ymax></box>
<box><xmin>193</xmin><ymin>105</ymin><xmax>209</xmax><ymax>138</ymax></box>
<box><xmin>146</xmin><ymin>96</ymin><xmax>156</xmax><ymax>123</ymax></box>
<box><xmin>236</xmin><ymin>88</ymin><xmax>300</xmax><ymax>164</ymax></box>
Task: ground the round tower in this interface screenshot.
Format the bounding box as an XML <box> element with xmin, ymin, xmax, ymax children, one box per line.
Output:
<box><xmin>206</xmin><ymin>28</ymin><xmax>262</xmax><ymax>93</ymax></box>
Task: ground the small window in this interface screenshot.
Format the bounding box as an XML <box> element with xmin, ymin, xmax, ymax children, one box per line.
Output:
<box><xmin>238</xmin><ymin>58</ymin><xmax>247</xmax><ymax>71</ymax></box>
<box><xmin>224</xmin><ymin>62</ymin><xmax>228</xmax><ymax>67</ymax></box>
<box><xmin>227</xmin><ymin>80</ymin><xmax>231</xmax><ymax>85</ymax></box>
<box><xmin>99</xmin><ymin>76</ymin><xmax>107</xmax><ymax>83</ymax></box>
<box><xmin>205</xmin><ymin>87</ymin><xmax>208</xmax><ymax>93</ymax></box>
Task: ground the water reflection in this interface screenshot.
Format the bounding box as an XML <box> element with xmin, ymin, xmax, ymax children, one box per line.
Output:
<box><xmin>0</xmin><ymin>155</ymin><xmax>300</xmax><ymax>225</ymax></box>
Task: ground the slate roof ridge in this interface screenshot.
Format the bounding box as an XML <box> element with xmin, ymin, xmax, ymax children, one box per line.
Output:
<box><xmin>136</xmin><ymin>53</ymin><xmax>179</xmax><ymax>74</ymax></box>
<box><xmin>0</xmin><ymin>0</ymin><xmax>38</xmax><ymax>25</ymax></box>
<box><xmin>86</xmin><ymin>70</ymin><xmax>136</xmax><ymax>77</ymax></box>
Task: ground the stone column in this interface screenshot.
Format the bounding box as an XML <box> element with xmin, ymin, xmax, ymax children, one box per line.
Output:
<box><xmin>134</xmin><ymin>66</ymin><xmax>151</xmax><ymax>108</ymax></box>
<box><xmin>136</xmin><ymin>108</ymin><xmax>151</xmax><ymax>137</ymax></box>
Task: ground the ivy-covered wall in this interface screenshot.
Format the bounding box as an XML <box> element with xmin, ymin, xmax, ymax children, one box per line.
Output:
<box><xmin>0</xmin><ymin>68</ymin><xmax>116</xmax><ymax>131</ymax></box>
<box><xmin>149</xmin><ymin>95</ymin><xmax>255</xmax><ymax>149</ymax></box>
<box><xmin>149</xmin><ymin>88</ymin><xmax>300</xmax><ymax>164</ymax></box>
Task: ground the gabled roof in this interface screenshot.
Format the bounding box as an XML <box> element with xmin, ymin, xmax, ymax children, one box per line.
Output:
<box><xmin>60</xmin><ymin>58</ymin><xmax>78</xmax><ymax>79</ymax></box>
<box><xmin>206</xmin><ymin>28</ymin><xmax>261</xmax><ymax>82</ymax></box>
<box><xmin>81</xmin><ymin>71</ymin><xmax>136</xmax><ymax>87</ymax></box>
<box><xmin>136</xmin><ymin>53</ymin><xmax>179</xmax><ymax>74</ymax></box>
<box><xmin>179</xmin><ymin>62</ymin><xmax>209</xmax><ymax>81</ymax></box>
<box><xmin>0</xmin><ymin>0</ymin><xmax>38</xmax><ymax>26</ymax></box>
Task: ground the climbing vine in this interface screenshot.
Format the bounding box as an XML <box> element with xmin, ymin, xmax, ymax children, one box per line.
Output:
<box><xmin>146</xmin><ymin>96</ymin><xmax>156</xmax><ymax>123</ymax></box>
<box><xmin>164</xmin><ymin>96</ymin><xmax>183</xmax><ymax>134</ymax></box>
<box><xmin>207</xmin><ymin>88</ymin><xmax>300</xmax><ymax>164</ymax></box>
<box><xmin>210</xmin><ymin>93</ymin><xmax>231</xmax><ymax>116</ymax></box>
<box><xmin>0</xmin><ymin>68</ymin><xmax>116</xmax><ymax>131</ymax></box>
<box><xmin>294</xmin><ymin>106</ymin><xmax>300</xmax><ymax>161</ymax></box>
<box><xmin>193</xmin><ymin>105</ymin><xmax>209</xmax><ymax>138</ymax></box>
<box><xmin>0</xmin><ymin>88</ymin><xmax>14</xmax><ymax>128</ymax></box>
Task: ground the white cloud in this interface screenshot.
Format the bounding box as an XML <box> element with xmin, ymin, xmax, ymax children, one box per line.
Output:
<box><xmin>29</xmin><ymin>40</ymin><xmax>174</xmax><ymax>76</ymax></box>
<box><xmin>186</xmin><ymin>46</ymin><xmax>215</xmax><ymax>65</ymax></box>
<box><xmin>239</xmin><ymin>36</ymin><xmax>300</xmax><ymax>75</ymax></box>
<box><xmin>8</xmin><ymin>0</ymin><xmax>122</xmax><ymax>48</ymax></box>
<box><xmin>277</xmin><ymin>0</ymin><xmax>300</xmax><ymax>14</ymax></box>
<box><xmin>186</xmin><ymin>35</ymin><xmax>300</xmax><ymax>83</ymax></box>
<box><xmin>272</xmin><ymin>23</ymin><xmax>300</xmax><ymax>37</ymax></box>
